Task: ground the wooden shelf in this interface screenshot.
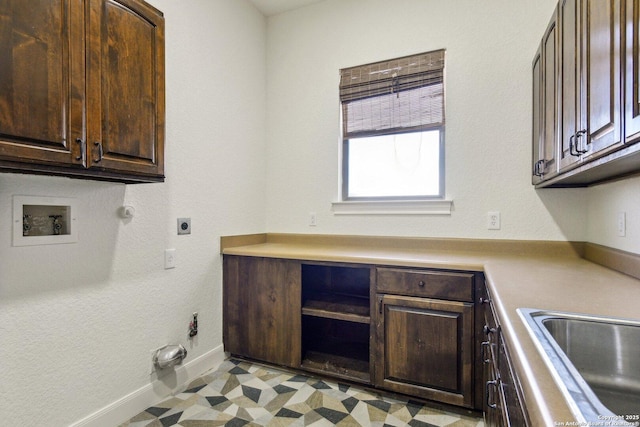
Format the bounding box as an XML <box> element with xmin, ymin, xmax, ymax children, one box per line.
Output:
<box><xmin>302</xmin><ymin>350</ymin><xmax>370</xmax><ymax>383</ymax></box>
<box><xmin>302</xmin><ymin>293</ymin><xmax>370</xmax><ymax>324</ymax></box>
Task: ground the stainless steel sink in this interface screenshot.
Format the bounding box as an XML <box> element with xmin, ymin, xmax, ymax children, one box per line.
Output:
<box><xmin>518</xmin><ymin>308</ymin><xmax>640</xmax><ymax>425</ymax></box>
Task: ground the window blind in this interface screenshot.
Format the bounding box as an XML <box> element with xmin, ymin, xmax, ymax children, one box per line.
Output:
<box><xmin>339</xmin><ymin>50</ymin><xmax>445</xmax><ymax>138</ymax></box>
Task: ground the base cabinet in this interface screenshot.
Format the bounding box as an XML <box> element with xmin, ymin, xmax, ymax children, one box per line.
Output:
<box><xmin>222</xmin><ymin>255</ymin><xmax>483</xmax><ymax>410</ymax></box>
<box><xmin>482</xmin><ymin>286</ymin><xmax>529</xmax><ymax>426</ymax></box>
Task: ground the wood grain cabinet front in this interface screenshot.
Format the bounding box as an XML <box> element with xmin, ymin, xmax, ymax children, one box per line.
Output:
<box><xmin>0</xmin><ymin>0</ymin><xmax>164</xmax><ymax>183</ymax></box>
<box><xmin>533</xmin><ymin>0</ymin><xmax>640</xmax><ymax>187</ymax></box>
<box><xmin>223</xmin><ymin>256</ymin><xmax>301</xmax><ymax>368</ymax></box>
<box><xmin>375</xmin><ymin>294</ymin><xmax>475</xmax><ymax>407</ymax></box>
<box><xmin>222</xmin><ymin>256</ymin><xmax>484</xmax><ymax>410</ymax></box>
<box><xmin>481</xmin><ymin>285</ymin><xmax>529</xmax><ymax>426</ymax></box>
<box><xmin>375</xmin><ymin>267</ymin><xmax>480</xmax><ymax>408</ymax></box>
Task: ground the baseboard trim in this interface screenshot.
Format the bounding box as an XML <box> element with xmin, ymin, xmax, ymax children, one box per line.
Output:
<box><xmin>70</xmin><ymin>345</ymin><xmax>226</xmax><ymax>427</ymax></box>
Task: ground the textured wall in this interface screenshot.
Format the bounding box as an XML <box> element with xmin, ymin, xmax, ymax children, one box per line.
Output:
<box><xmin>0</xmin><ymin>1</ymin><xmax>267</xmax><ymax>425</ymax></box>
<box><xmin>587</xmin><ymin>175</ymin><xmax>640</xmax><ymax>254</ymax></box>
<box><xmin>264</xmin><ymin>0</ymin><xmax>589</xmax><ymax>241</ymax></box>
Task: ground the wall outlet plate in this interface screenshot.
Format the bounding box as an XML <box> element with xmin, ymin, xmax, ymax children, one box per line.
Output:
<box><xmin>487</xmin><ymin>211</ymin><xmax>501</xmax><ymax>230</ymax></box>
<box><xmin>177</xmin><ymin>218</ymin><xmax>191</xmax><ymax>235</ymax></box>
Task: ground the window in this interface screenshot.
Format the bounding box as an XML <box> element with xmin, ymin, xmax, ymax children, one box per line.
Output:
<box><xmin>340</xmin><ymin>50</ymin><xmax>445</xmax><ymax>200</ymax></box>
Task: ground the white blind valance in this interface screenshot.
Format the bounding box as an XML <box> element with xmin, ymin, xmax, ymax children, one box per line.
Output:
<box><xmin>339</xmin><ymin>50</ymin><xmax>445</xmax><ymax>138</ymax></box>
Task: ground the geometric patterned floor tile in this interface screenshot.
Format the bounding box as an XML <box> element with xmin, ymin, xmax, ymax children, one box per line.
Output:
<box><xmin>119</xmin><ymin>358</ymin><xmax>485</xmax><ymax>427</ymax></box>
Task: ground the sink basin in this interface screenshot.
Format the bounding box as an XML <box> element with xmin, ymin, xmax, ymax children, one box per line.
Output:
<box><xmin>518</xmin><ymin>308</ymin><xmax>640</xmax><ymax>424</ymax></box>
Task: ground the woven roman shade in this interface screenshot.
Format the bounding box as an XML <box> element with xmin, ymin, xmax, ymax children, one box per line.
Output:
<box><xmin>339</xmin><ymin>50</ymin><xmax>445</xmax><ymax>138</ymax></box>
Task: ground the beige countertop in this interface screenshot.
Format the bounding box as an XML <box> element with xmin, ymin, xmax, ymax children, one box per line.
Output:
<box><xmin>221</xmin><ymin>233</ymin><xmax>640</xmax><ymax>426</ymax></box>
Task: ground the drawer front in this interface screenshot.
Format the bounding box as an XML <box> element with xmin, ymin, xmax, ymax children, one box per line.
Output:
<box><xmin>376</xmin><ymin>268</ymin><xmax>474</xmax><ymax>302</ymax></box>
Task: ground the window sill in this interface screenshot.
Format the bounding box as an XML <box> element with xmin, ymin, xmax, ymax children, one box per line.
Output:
<box><xmin>331</xmin><ymin>199</ymin><xmax>452</xmax><ymax>216</ymax></box>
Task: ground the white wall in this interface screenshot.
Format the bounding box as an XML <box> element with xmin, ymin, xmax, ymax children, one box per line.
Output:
<box><xmin>0</xmin><ymin>1</ymin><xmax>267</xmax><ymax>425</ymax></box>
<box><xmin>1</xmin><ymin>1</ymin><xmax>637</xmax><ymax>426</ymax></box>
<box><xmin>264</xmin><ymin>0</ymin><xmax>588</xmax><ymax>241</ymax></box>
<box><xmin>587</xmin><ymin>175</ymin><xmax>640</xmax><ymax>254</ymax></box>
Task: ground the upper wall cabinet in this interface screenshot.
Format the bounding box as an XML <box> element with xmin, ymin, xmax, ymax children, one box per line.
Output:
<box><xmin>0</xmin><ymin>0</ymin><xmax>164</xmax><ymax>184</ymax></box>
<box><xmin>532</xmin><ymin>7</ymin><xmax>559</xmax><ymax>184</ymax></box>
<box><xmin>533</xmin><ymin>0</ymin><xmax>640</xmax><ymax>187</ymax></box>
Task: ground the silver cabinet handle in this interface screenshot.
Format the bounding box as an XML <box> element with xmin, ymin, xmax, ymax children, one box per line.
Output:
<box><xmin>486</xmin><ymin>380</ymin><xmax>498</xmax><ymax>409</ymax></box>
<box><xmin>75</xmin><ymin>138</ymin><xmax>85</xmax><ymax>161</ymax></box>
<box><xmin>575</xmin><ymin>130</ymin><xmax>588</xmax><ymax>154</ymax></box>
<box><xmin>94</xmin><ymin>141</ymin><xmax>104</xmax><ymax>162</ymax></box>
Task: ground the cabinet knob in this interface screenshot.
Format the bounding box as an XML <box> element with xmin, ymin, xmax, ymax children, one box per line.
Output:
<box><xmin>479</xmin><ymin>297</ymin><xmax>491</xmax><ymax>304</ymax></box>
<box><xmin>483</xmin><ymin>324</ymin><xmax>496</xmax><ymax>335</ymax></box>
<box><xmin>418</xmin><ymin>280</ymin><xmax>425</xmax><ymax>287</ymax></box>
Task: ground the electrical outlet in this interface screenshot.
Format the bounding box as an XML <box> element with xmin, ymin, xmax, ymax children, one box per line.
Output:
<box><xmin>487</xmin><ymin>211</ymin><xmax>501</xmax><ymax>230</ymax></box>
<box><xmin>309</xmin><ymin>212</ymin><xmax>317</xmax><ymax>227</ymax></box>
<box><xmin>177</xmin><ymin>218</ymin><xmax>191</xmax><ymax>235</ymax></box>
<box><xmin>165</xmin><ymin>248</ymin><xmax>176</xmax><ymax>269</ymax></box>
<box><xmin>617</xmin><ymin>212</ymin><xmax>626</xmax><ymax>237</ymax></box>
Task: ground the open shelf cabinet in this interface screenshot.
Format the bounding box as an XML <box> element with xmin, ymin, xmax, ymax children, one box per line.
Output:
<box><xmin>300</xmin><ymin>263</ymin><xmax>372</xmax><ymax>383</ymax></box>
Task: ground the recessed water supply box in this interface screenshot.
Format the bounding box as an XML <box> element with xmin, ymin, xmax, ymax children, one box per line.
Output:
<box><xmin>12</xmin><ymin>195</ymin><xmax>78</xmax><ymax>246</ymax></box>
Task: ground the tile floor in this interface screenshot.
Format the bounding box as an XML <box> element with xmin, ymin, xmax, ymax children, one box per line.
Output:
<box><xmin>120</xmin><ymin>358</ymin><xmax>484</xmax><ymax>426</ymax></box>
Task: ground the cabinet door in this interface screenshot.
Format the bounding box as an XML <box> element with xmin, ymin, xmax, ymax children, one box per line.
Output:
<box><xmin>542</xmin><ymin>9</ymin><xmax>559</xmax><ymax>178</ymax></box>
<box><xmin>625</xmin><ymin>0</ymin><xmax>640</xmax><ymax>143</ymax></box>
<box><xmin>86</xmin><ymin>0</ymin><xmax>164</xmax><ymax>177</ymax></box>
<box><xmin>581</xmin><ymin>0</ymin><xmax>622</xmax><ymax>158</ymax></box>
<box><xmin>483</xmin><ymin>359</ymin><xmax>503</xmax><ymax>427</ymax></box>
<box><xmin>533</xmin><ymin>8</ymin><xmax>559</xmax><ymax>183</ymax></box>
<box><xmin>0</xmin><ymin>0</ymin><xmax>84</xmax><ymax>167</ymax></box>
<box><xmin>532</xmin><ymin>45</ymin><xmax>544</xmax><ymax>184</ymax></box>
<box><xmin>375</xmin><ymin>294</ymin><xmax>474</xmax><ymax>407</ymax></box>
<box><xmin>558</xmin><ymin>0</ymin><xmax>582</xmax><ymax>171</ymax></box>
<box><xmin>498</xmin><ymin>334</ymin><xmax>529</xmax><ymax>427</ymax></box>
<box><xmin>223</xmin><ymin>256</ymin><xmax>301</xmax><ymax>368</ymax></box>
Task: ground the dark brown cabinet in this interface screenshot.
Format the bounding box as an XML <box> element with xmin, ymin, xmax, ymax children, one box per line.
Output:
<box><xmin>375</xmin><ymin>294</ymin><xmax>474</xmax><ymax>407</ymax></box>
<box><xmin>0</xmin><ymin>0</ymin><xmax>83</xmax><ymax>167</ymax></box>
<box><xmin>223</xmin><ymin>256</ymin><xmax>301</xmax><ymax>368</ymax></box>
<box><xmin>481</xmin><ymin>287</ymin><xmax>529</xmax><ymax>426</ymax></box>
<box><xmin>534</xmin><ymin>0</ymin><xmax>640</xmax><ymax>187</ymax></box>
<box><xmin>0</xmin><ymin>0</ymin><xmax>164</xmax><ymax>183</ymax></box>
<box><xmin>532</xmin><ymin>7</ymin><xmax>559</xmax><ymax>184</ymax></box>
<box><xmin>374</xmin><ymin>267</ymin><xmax>477</xmax><ymax>408</ymax></box>
<box><xmin>625</xmin><ymin>0</ymin><xmax>640</xmax><ymax>142</ymax></box>
<box><xmin>558</xmin><ymin>0</ymin><xmax>622</xmax><ymax>171</ymax></box>
<box><xmin>222</xmin><ymin>256</ymin><xmax>484</xmax><ymax>410</ymax></box>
